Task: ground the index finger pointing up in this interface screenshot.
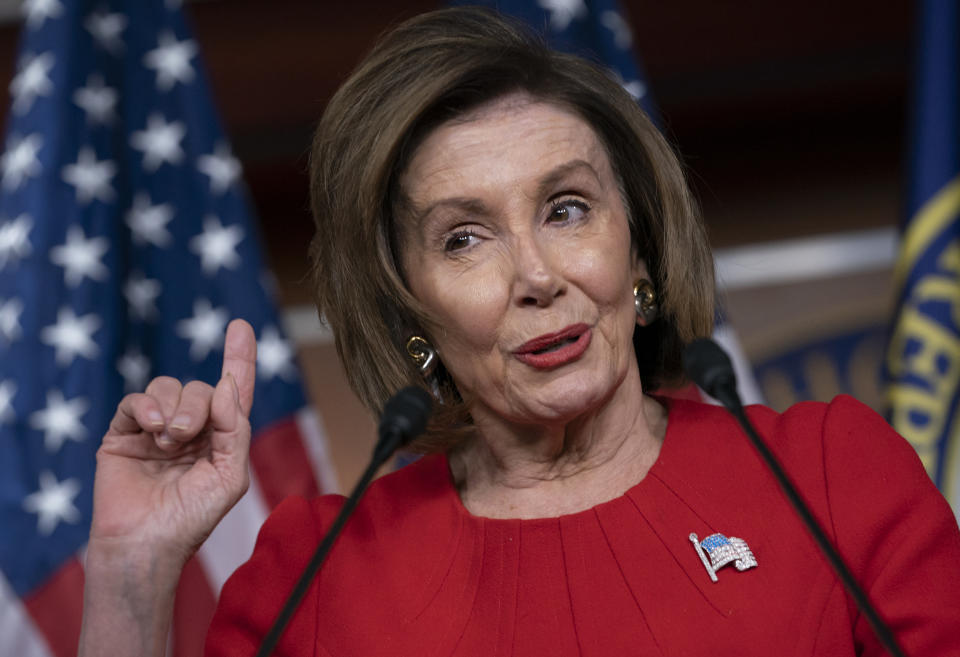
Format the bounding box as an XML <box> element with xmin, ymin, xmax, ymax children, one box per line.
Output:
<box><xmin>221</xmin><ymin>318</ymin><xmax>257</xmax><ymax>416</ymax></box>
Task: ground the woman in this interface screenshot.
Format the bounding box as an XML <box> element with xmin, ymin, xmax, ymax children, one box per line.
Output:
<box><xmin>80</xmin><ymin>7</ymin><xmax>960</xmax><ymax>656</ymax></box>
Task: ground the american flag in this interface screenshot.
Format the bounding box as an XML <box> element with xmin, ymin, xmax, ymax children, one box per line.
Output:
<box><xmin>458</xmin><ymin>0</ymin><xmax>765</xmax><ymax>406</ymax></box>
<box><xmin>0</xmin><ymin>1</ymin><xmax>337</xmax><ymax>656</ymax></box>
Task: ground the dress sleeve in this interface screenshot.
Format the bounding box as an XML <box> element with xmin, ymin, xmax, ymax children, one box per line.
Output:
<box><xmin>204</xmin><ymin>494</ymin><xmax>343</xmax><ymax>657</ymax></box>
<box><xmin>820</xmin><ymin>395</ymin><xmax>960</xmax><ymax>656</ymax></box>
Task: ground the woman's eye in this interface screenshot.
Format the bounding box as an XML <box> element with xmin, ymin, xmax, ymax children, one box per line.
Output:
<box><xmin>548</xmin><ymin>199</ymin><xmax>589</xmax><ymax>224</ymax></box>
<box><xmin>444</xmin><ymin>231</ymin><xmax>476</xmax><ymax>252</ymax></box>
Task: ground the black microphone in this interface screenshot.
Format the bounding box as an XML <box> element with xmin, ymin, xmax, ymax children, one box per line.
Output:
<box><xmin>683</xmin><ymin>338</ymin><xmax>907</xmax><ymax>657</ymax></box>
<box><xmin>255</xmin><ymin>386</ymin><xmax>433</xmax><ymax>657</ymax></box>
<box><xmin>682</xmin><ymin>337</ymin><xmax>740</xmax><ymax>410</ymax></box>
<box><xmin>375</xmin><ymin>386</ymin><xmax>433</xmax><ymax>462</ymax></box>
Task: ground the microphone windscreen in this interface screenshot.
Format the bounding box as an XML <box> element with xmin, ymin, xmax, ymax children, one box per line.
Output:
<box><xmin>683</xmin><ymin>338</ymin><xmax>737</xmax><ymax>400</ymax></box>
<box><xmin>379</xmin><ymin>386</ymin><xmax>433</xmax><ymax>446</ymax></box>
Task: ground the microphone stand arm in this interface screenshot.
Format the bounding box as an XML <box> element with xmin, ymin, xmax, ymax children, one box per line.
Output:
<box><xmin>253</xmin><ymin>436</ymin><xmax>394</xmax><ymax>657</ymax></box>
<box><xmin>254</xmin><ymin>385</ymin><xmax>432</xmax><ymax>657</ymax></box>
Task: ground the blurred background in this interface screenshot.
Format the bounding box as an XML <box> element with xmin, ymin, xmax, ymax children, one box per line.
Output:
<box><xmin>1</xmin><ymin>2</ymin><xmax>956</xmax><ymax>655</ymax></box>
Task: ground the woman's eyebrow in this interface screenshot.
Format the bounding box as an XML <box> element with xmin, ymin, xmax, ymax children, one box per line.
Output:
<box><xmin>535</xmin><ymin>159</ymin><xmax>603</xmax><ymax>198</ymax></box>
<box><xmin>408</xmin><ymin>159</ymin><xmax>601</xmax><ymax>225</ymax></box>
<box><xmin>411</xmin><ymin>196</ymin><xmax>488</xmax><ymax>226</ymax></box>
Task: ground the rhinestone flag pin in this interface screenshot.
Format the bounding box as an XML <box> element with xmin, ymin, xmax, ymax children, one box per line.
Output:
<box><xmin>689</xmin><ymin>532</ymin><xmax>758</xmax><ymax>582</ymax></box>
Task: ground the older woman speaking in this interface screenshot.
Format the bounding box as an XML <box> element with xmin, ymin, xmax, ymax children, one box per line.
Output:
<box><xmin>80</xmin><ymin>7</ymin><xmax>960</xmax><ymax>657</ymax></box>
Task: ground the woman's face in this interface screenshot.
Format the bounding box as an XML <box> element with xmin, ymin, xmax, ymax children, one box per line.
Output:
<box><xmin>398</xmin><ymin>95</ymin><xmax>644</xmax><ymax>427</ymax></box>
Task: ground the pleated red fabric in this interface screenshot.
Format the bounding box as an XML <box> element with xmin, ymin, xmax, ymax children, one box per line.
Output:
<box><xmin>207</xmin><ymin>397</ymin><xmax>960</xmax><ymax>657</ymax></box>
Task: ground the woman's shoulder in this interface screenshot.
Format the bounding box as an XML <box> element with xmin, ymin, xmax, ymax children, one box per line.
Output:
<box><xmin>664</xmin><ymin>393</ymin><xmax>916</xmax><ymax>464</ymax></box>
<box><xmin>752</xmin><ymin>394</ymin><xmax>931</xmax><ymax>482</ymax></box>
<box><xmin>260</xmin><ymin>451</ymin><xmax>458</xmax><ymax>556</ymax></box>
<box><xmin>657</xmin><ymin>394</ymin><xmax>939</xmax><ymax>520</ymax></box>
<box><xmin>207</xmin><ymin>453</ymin><xmax>462</xmax><ymax>655</ymax></box>
<box><xmin>662</xmin><ymin>392</ymin><xmax>954</xmax><ymax>549</ymax></box>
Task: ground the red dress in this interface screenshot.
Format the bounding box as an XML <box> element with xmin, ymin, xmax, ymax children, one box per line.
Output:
<box><xmin>206</xmin><ymin>396</ymin><xmax>960</xmax><ymax>656</ymax></box>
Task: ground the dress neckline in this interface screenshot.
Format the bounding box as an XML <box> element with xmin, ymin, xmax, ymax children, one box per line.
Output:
<box><xmin>436</xmin><ymin>395</ymin><xmax>680</xmax><ymax>526</ymax></box>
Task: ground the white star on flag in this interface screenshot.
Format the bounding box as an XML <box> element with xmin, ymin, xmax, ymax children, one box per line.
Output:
<box><xmin>22</xmin><ymin>471</ymin><xmax>82</xmax><ymax>536</ymax></box>
<box><xmin>124</xmin><ymin>271</ymin><xmax>162</xmax><ymax>321</ymax></box>
<box><xmin>189</xmin><ymin>215</ymin><xmax>244</xmax><ymax>275</ymax></box>
<box><xmin>0</xmin><ymin>380</ymin><xmax>16</xmax><ymax>423</ymax></box>
<box><xmin>84</xmin><ymin>8</ymin><xmax>126</xmax><ymax>54</ymax></box>
<box><xmin>144</xmin><ymin>31</ymin><xmax>197</xmax><ymax>91</ymax></box>
<box><xmin>176</xmin><ymin>299</ymin><xmax>228</xmax><ymax>361</ymax></box>
<box><xmin>600</xmin><ymin>11</ymin><xmax>632</xmax><ymax>50</ymax></box>
<box><xmin>118</xmin><ymin>347</ymin><xmax>151</xmax><ymax>392</ymax></box>
<box><xmin>622</xmin><ymin>79</ymin><xmax>646</xmax><ymax>100</ymax></box>
<box><xmin>73</xmin><ymin>74</ymin><xmax>118</xmax><ymax>125</ymax></box>
<box><xmin>62</xmin><ymin>146</ymin><xmax>116</xmax><ymax>204</ymax></box>
<box><xmin>126</xmin><ymin>192</ymin><xmax>173</xmax><ymax>247</ymax></box>
<box><xmin>623</xmin><ymin>80</ymin><xmax>646</xmax><ymax>100</ymax></box>
<box><xmin>197</xmin><ymin>142</ymin><xmax>242</xmax><ymax>194</ymax></box>
<box><xmin>10</xmin><ymin>51</ymin><xmax>55</xmax><ymax>115</ymax></box>
<box><xmin>537</xmin><ymin>0</ymin><xmax>587</xmax><ymax>31</ymax></box>
<box><xmin>130</xmin><ymin>113</ymin><xmax>186</xmax><ymax>172</ymax></box>
<box><xmin>257</xmin><ymin>326</ymin><xmax>296</xmax><ymax>381</ymax></box>
<box><xmin>22</xmin><ymin>0</ymin><xmax>64</xmax><ymax>30</ymax></box>
<box><xmin>1</xmin><ymin>133</ymin><xmax>43</xmax><ymax>191</ymax></box>
<box><xmin>40</xmin><ymin>306</ymin><xmax>101</xmax><ymax>367</ymax></box>
<box><xmin>50</xmin><ymin>224</ymin><xmax>109</xmax><ymax>287</ymax></box>
<box><xmin>0</xmin><ymin>214</ymin><xmax>33</xmax><ymax>269</ymax></box>
<box><xmin>29</xmin><ymin>390</ymin><xmax>88</xmax><ymax>453</ymax></box>
<box><xmin>609</xmin><ymin>69</ymin><xmax>646</xmax><ymax>100</ymax></box>
<box><xmin>0</xmin><ymin>297</ymin><xmax>24</xmax><ymax>343</ymax></box>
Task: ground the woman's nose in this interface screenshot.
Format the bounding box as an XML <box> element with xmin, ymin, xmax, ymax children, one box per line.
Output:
<box><xmin>511</xmin><ymin>236</ymin><xmax>564</xmax><ymax>307</ymax></box>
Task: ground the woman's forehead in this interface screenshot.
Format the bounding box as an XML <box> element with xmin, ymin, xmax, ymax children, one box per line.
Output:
<box><xmin>400</xmin><ymin>94</ymin><xmax>612</xmax><ymax>202</ymax></box>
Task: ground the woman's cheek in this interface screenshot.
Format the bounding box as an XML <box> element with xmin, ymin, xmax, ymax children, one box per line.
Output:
<box><xmin>434</xmin><ymin>263</ymin><xmax>506</xmax><ymax>347</ymax></box>
<box><xmin>570</xmin><ymin>244</ymin><xmax>633</xmax><ymax>305</ymax></box>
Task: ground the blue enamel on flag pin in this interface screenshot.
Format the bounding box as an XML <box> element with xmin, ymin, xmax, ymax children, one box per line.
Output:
<box><xmin>689</xmin><ymin>532</ymin><xmax>758</xmax><ymax>582</ymax></box>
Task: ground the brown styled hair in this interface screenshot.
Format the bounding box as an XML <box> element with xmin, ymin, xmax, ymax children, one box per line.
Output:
<box><xmin>308</xmin><ymin>7</ymin><xmax>714</xmax><ymax>452</ymax></box>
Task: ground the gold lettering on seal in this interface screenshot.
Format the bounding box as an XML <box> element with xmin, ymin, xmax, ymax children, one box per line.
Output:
<box><xmin>887</xmin><ymin>239</ymin><xmax>960</xmax><ymax>477</ymax></box>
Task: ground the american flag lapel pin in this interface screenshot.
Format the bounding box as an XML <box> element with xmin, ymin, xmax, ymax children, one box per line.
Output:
<box><xmin>689</xmin><ymin>532</ymin><xmax>758</xmax><ymax>582</ymax></box>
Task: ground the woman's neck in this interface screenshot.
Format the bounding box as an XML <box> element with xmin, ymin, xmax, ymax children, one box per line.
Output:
<box><xmin>449</xmin><ymin>376</ymin><xmax>667</xmax><ymax>519</ymax></box>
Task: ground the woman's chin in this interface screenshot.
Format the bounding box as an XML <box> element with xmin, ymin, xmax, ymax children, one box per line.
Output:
<box><xmin>503</xmin><ymin>374</ymin><xmax>621</xmax><ymax>426</ymax></box>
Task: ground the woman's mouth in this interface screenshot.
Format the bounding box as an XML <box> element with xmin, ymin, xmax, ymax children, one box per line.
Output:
<box><xmin>513</xmin><ymin>324</ymin><xmax>592</xmax><ymax>369</ymax></box>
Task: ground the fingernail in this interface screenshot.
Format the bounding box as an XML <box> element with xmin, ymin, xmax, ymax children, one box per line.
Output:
<box><xmin>156</xmin><ymin>431</ymin><xmax>175</xmax><ymax>446</ymax></box>
<box><xmin>171</xmin><ymin>415</ymin><xmax>190</xmax><ymax>431</ymax></box>
<box><xmin>148</xmin><ymin>411</ymin><xmax>164</xmax><ymax>427</ymax></box>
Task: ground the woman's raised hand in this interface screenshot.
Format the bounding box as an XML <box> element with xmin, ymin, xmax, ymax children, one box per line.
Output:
<box><xmin>89</xmin><ymin>318</ymin><xmax>257</xmax><ymax>564</ymax></box>
<box><xmin>79</xmin><ymin>319</ymin><xmax>257</xmax><ymax>656</ymax></box>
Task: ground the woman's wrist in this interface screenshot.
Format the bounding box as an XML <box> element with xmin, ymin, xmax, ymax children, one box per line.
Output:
<box><xmin>79</xmin><ymin>539</ymin><xmax>187</xmax><ymax>657</ymax></box>
<box><xmin>84</xmin><ymin>535</ymin><xmax>192</xmax><ymax>595</ymax></box>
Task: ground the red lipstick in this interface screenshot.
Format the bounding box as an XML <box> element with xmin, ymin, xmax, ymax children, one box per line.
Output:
<box><xmin>513</xmin><ymin>323</ymin><xmax>591</xmax><ymax>370</ymax></box>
